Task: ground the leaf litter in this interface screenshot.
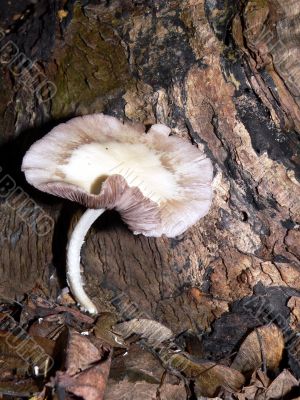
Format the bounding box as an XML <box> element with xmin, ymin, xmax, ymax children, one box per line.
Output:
<box><xmin>0</xmin><ymin>294</ymin><xmax>299</xmax><ymax>399</ymax></box>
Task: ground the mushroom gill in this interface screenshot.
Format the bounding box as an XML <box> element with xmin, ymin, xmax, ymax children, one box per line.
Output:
<box><xmin>22</xmin><ymin>114</ymin><xmax>213</xmax><ymax>313</ymax></box>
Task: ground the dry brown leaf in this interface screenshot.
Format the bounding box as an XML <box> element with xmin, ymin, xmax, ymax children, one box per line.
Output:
<box><xmin>28</xmin><ymin>318</ymin><xmax>63</xmax><ymax>338</ymax></box>
<box><xmin>236</xmin><ymin>369</ymin><xmax>270</xmax><ymax>400</ymax></box>
<box><xmin>0</xmin><ymin>331</ymin><xmax>54</xmax><ymax>378</ymax></box>
<box><xmin>113</xmin><ymin>319</ymin><xmax>174</xmax><ymax>346</ymax></box>
<box><xmin>265</xmin><ymin>369</ymin><xmax>299</xmax><ymax>399</ymax></box>
<box><xmin>231</xmin><ymin>324</ymin><xmax>284</xmax><ymax>375</ymax></box>
<box><xmin>0</xmin><ymin>334</ymin><xmax>30</xmax><ymax>378</ymax></box>
<box><xmin>108</xmin><ymin>343</ymin><xmax>188</xmax><ymax>399</ymax></box>
<box><xmin>65</xmin><ymin>330</ymin><xmax>106</xmax><ymax>375</ymax></box>
<box><xmin>237</xmin><ymin>369</ymin><xmax>299</xmax><ymax>400</ymax></box>
<box><xmin>288</xmin><ymin>296</ymin><xmax>300</xmax><ymax>330</ymax></box>
<box><xmin>114</xmin><ymin>319</ymin><xmax>244</xmax><ymax>396</ymax></box>
<box><xmin>110</xmin><ymin>343</ymin><xmax>163</xmax><ymax>383</ymax></box>
<box><xmin>104</xmin><ymin>378</ymin><xmax>187</xmax><ymax>400</ymax></box>
<box><xmin>169</xmin><ymin>353</ymin><xmax>245</xmax><ymax>397</ymax></box>
<box><xmin>56</xmin><ymin>361</ymin><xmax>112</xmax><ymax>400</ymax></box>
<box><xmin>54</xmin><ymin>329</ymin><xmax>112</xmax><ymax>400</ymax></box>
<box><xmin>236</xmin><ymin>385</ymin><xmax>260</xmax><ymax>400</ymax></box>
<box><xmin>94</xmin><ymin>312</ymin><xmax>126</xmax><ymax>348</ymax></box>
<box><xmin>0</xmin><ymin>378</ymin><xmax>41</xmax><ymax>397</ymax></box>
<box><xmin>255</xmin><ymin>369</ymin><xmax>270</xmax><ymax>388</ymax></box>
<box><xmin>24</xmin><ymin>295</ymin><xmax>94</xmax><ymax>325</ymax></box>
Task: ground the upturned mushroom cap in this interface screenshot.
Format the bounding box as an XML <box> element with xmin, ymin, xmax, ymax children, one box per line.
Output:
<box><xmin>22</xmin><ymin>114</ymin><xmax>213</xmax><ymax>237</ymax></box>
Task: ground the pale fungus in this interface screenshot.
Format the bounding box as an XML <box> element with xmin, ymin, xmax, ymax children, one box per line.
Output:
<box><xmin>22</xmin><ymin>114</ymin><xmax>213</xmax><ymax>314</ymax></box>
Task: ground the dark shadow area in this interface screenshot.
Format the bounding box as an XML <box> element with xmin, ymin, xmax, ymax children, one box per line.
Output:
<box><xmin>201</xmin><ymin>283</ymin><xmax>300</xmax><ymax>380</ymax></box>
<box><xmin>0</xmin><ymin>116</ymin><xmax>127</xmax><ymax>293</ymax></box>
<box><xmin>0</xmin><ymin>116</ymin><xmax>71</xmax><ymax>206</ymax></box>
<box><xmin>53</xmin><ymin>207</ymin><xmax>127</xmax><ymax>289</ymax></box>
<box><xmin>93</xmin><ymin>209</ymin><xmax>125</xmax><ymax>232</ymax></box>
<box><xmin>51</xmin><ymin>201</ymin><xmax>78</xmax><ymax>288</ymax></box>
<box><xmin>0</xmin><ymin>118</ymin><xmax>72</xmax><ymax>291</ymax></box>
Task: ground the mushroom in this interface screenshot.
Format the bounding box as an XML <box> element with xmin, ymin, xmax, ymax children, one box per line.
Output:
<box><xmin>22</xmin><ymin>114</ymin><xmax>213</xmax><ymax>314</ymax></box>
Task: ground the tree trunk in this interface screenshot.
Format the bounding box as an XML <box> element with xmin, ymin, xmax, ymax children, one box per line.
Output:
<box><xmin>1</xmin><ymin>0</ymin><xmax>300</xmax><ymax>394</ymax></box>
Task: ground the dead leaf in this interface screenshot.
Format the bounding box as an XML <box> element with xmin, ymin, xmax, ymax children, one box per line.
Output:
<box><xmin>288</xmin><ymin>296</ymin><xmax>300</xmax><ymax>330</ymax></box>
<box><xmin>231</xmin><ymin>324</ymin><xmax>284</xmax><ymax>375</ymax></box>
<box><xmin>104</xmin><ymin>378</ymin><xmax>187</xmax><ymax>400</ymax></box>
<box><xmin>110</xmin><ymin>343</ymin><xmax>164</xmax><ymax>384</ymax></box>
<box><xmin>65</xmin><ymin>330</ymin><xmax>108</xmax><ymax>375</ymax></box>
<box><xmin>94</xmin><ymin>312</ymin><xmax>126</xmax><ymax>348</ymax></box>
<box><xmin>108</xmin><ymin>343</ymin><xmax>188</xmax><ymax>399</ymax></box>
<box><xmin>236</xmin><ymin>369</ymin><xmax>270</xmax><ymax>400</ymax></box>
<box><xmin>113</xmin><ymin>319</ymin><xmax>244</xmax><ymax>396</ymax></box>
<box><xmin>113</xmin><ymin>319</ymin><xmax>174</xmax><ymax>346</ymax></box>
<box><xmin>0</xmin><ymin>378</ymin><xmax>41</xmax><ymax>397</ymax></box>
<box><xmin>28</xmin><ymin>318</ymin><xmax>64</xmax><ymax>339</ymax></box>
<box><xmin>237</xmin><ymin>369</ymin><xmax>299</xmax><ymax>400</ymax></box>
<box><xmin>23</xmin><ymin>295</ymin><xmax>94</xmax><ymax>325</ymax></box>
<box><xmin>56</xmin><ymin>360</ymin><xmax>111</xmax><ymax>400</ymax></box>
<box><xmin>265</xmin><ymin>369</ymin><xmax>299</xmax><ymax>399</ymax></box>
<box><xmin>168</xmin><ymin>353</ymin><xmax>245</xmax><ymax>397</ymax></box>
<box><xmin>0</xmin><ymin>331</ymin><xmax>54</xmax><ymax>378</ymax></box>
<box><xmin>54</xmin><ymin>329</ymin><xmax>112</xmax><ymax>400</ymax></box>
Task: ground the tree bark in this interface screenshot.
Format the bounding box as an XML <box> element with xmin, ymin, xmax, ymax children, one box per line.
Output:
<box><xmin>1</xmin><ymin>0</ymin><xmax>300</xmax><ymax>388</ymax></box>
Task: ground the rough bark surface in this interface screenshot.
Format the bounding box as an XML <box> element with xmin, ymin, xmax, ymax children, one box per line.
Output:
<box><xmin>1</xmin><ymin>0</ymin><xmax>300</xmax><ymax>396</ymax></box>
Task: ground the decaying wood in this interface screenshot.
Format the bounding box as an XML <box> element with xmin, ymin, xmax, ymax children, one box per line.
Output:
<box><xmin>0</xmin><ymin>0</ymin><xmax>300</xmax><ymax>396</ymax></box>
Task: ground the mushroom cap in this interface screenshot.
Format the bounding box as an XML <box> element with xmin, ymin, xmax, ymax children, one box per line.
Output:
<box><xmin>22</xmin><ymin>114</ymin><xmax>213</xmax><ymax>237</ymax></box>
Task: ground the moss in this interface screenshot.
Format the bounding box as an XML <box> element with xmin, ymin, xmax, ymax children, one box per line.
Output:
<box><xmin>50</xmin><ymin>5</ymin><xmax>133</xmax><ymax>118</ymax></box>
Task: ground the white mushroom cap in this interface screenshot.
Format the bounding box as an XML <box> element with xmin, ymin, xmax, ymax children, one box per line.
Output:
<box><xmin>22</xmin><ymin>114</ymin><xmax>213</xmax><ymax>237</ymax></box>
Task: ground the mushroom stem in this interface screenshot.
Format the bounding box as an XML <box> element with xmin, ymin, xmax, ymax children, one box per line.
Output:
<box><xmin>67</xmin><ymin>208</ymin><xmax>105</xmax><ymax>314</ymax></box>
